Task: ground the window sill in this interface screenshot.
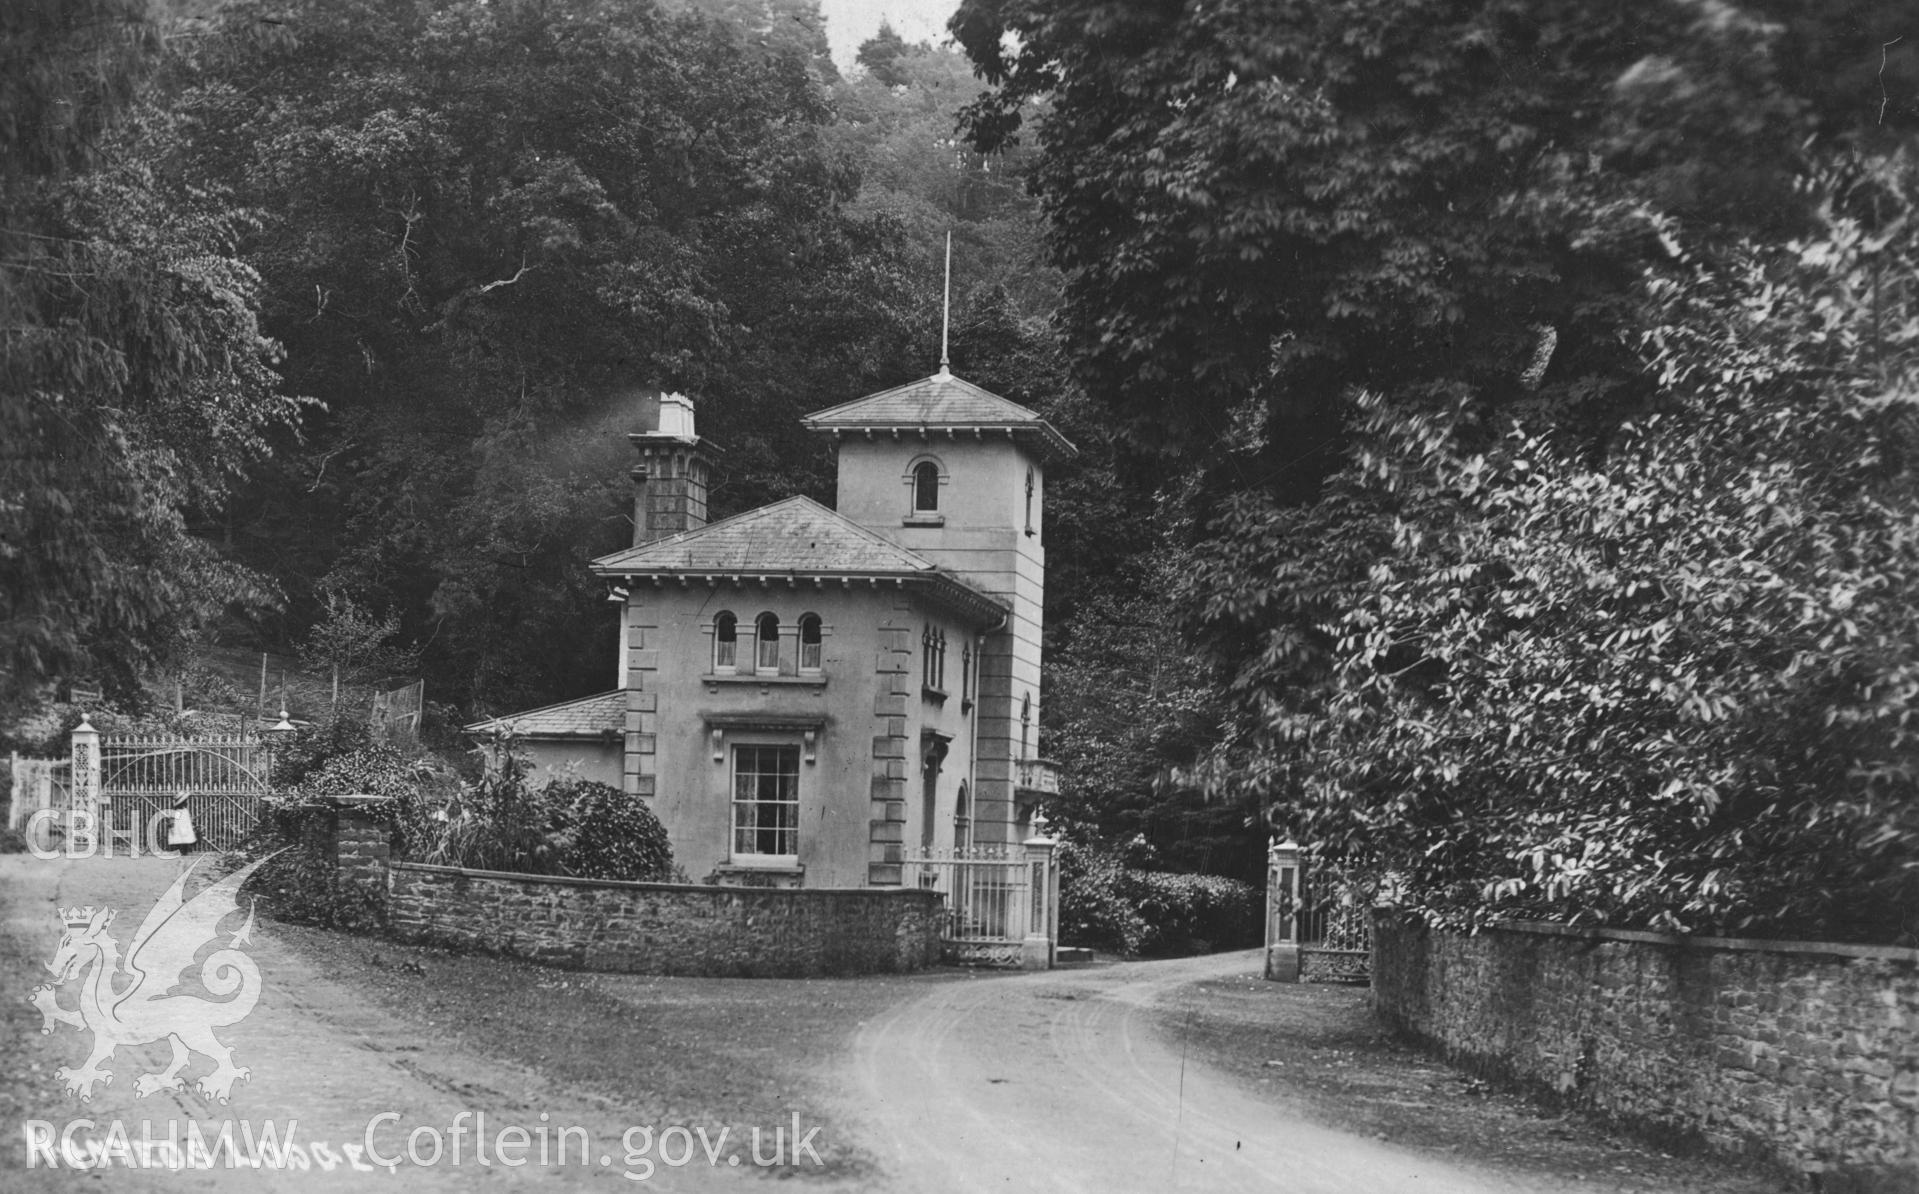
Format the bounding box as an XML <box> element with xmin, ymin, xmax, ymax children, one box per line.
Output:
<box><xmin>704</xmin><ymin>674</ymin><xmax>827</xmax><ymax>689</ymax></box>
<box><xmin>921</xmin><ymin>686</ymin><xmax>948</xmax><ymax>705</ymax></box>
<box><xmin>902</xmin><ymin>514</ymin><xmax>944</xmax><ymax>527</ymax></box>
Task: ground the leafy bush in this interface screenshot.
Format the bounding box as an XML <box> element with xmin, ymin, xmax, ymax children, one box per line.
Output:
<box><xmin>267</xmin><ymin>713</ymin><xmax>383</xmax><ymax>791</ymax></box>
<box><xmin>1057</xmin><ymin>838</ymin><xmax>1261</xmax><ymax>956</ymax></box>
<box><xmin>1200</xmin><ymin>160</ymin><xmax>1919</xmax><ymax>944</ymax></box>
<box><xmin>242</xmin><ymin>729</ymin><xmax>442</xmax><ymax>925</ymax></box>
<box><xmin>1129</xmin><ymin>869</ymin><xmax>1263</xmax><ymax>956</ymax></box>
<box><xmin>1057</xmin><ymin>840</ymin><xmax>1148</xmax><ymax>954</ymax></box>
<box><xmin>423</xmin><ymin>738</ymin><xmax>674</xmax><ymax>882</ymax></box>
<box><xmin>542</xmin><ymin>777</ymin><xmax>673</xmax><ymax>882</ymax></box>
<box><xmin>423</xmin><ymin>747</ymin><xmax>558</xmax><ymax>874</ymax></box>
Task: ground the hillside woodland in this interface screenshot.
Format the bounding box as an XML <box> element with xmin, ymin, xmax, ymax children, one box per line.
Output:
<box><xmin>7</xmin><ymin>0</ymin><xmax>1917</xmax><ymax>938</ymax></box>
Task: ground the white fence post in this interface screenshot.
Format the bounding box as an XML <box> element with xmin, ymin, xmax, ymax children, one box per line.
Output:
<box><xmin>1021</xmin><ymin>836</ymin><xmax>1057</xmax><ymax>971</ymax></box>
<box><xmin>70</xmin><ymin>716</ymin><xmax>101</xmax><ymax>818</ymax></box>
<box><xmin>1266</xmin><ymin>839</ymin><xmax>1302</xmax><ymax>982</ymax></box>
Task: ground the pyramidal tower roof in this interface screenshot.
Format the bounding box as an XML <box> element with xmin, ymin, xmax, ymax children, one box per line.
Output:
<box><xmin>801</xmin><ymin>369</ymin><xmax>1077</xmax><ymax>461</ymax></box>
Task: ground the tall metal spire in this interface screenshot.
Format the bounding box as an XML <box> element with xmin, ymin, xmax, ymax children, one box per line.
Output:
<box><xmin>938</xmin><ymin>231</ymin><xmax>952</xmax><ymax>377</ymax></box>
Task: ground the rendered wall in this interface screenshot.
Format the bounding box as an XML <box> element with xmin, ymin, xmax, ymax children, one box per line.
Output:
<box><xmin>833</xmin><ymin>434</ymin><xmax>1048</xmax><ymax>844</ymax></box>
<box><xmin>521</xmin><ymin>740</ymin><xmax>622</xmax><ymax>790</ymax></box>
<box><xmin>621</xmin><ymin>582</ymin><xmax>979</xmax><ymax>887</ymax></box>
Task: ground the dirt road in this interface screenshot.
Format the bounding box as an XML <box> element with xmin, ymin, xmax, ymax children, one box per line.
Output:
<box><xmin>1</xmin><ymin>854</ymin><xmax>762</xmax><ymax>1191</ymax></box>
<box><xmin>845</xmin><ymin>951</ymin><xmax>1540</xmax><ymax>1193</ymax></box>
<box><xmin>3</xmin><ymin>853</ymin><xmax>1780</xmax><ymax>1193</ymax></box>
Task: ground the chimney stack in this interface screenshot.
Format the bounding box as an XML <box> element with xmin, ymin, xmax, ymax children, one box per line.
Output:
<box><xmin>629</xmin><ymin>391</ymin><xmax>719</xmax><ymax>546</ymax></box>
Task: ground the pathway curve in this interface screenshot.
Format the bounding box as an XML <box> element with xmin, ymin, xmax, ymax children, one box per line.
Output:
<box><xmin>846</xmin><ymin>950</ymin><xmax>1540</xmax><ymax>1193</ymax></box>
<box><xmin>1</xmin><ymin>854</ymin><xmax>753</xmax><ymax>1192</ymax></box>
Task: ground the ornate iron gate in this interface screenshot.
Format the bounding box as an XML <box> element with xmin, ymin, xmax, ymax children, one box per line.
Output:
<box><xmin>94</xmin><ymin>733</ymin><xmax>270</xmax><ymax>851</ymax></box>
<box><xmin>1266</xmin><ymin>840</ymin><xmax>1374</xmax><ymax>983</ymax></box>
<box><xmin>903</xmin><ymin>841</ymin><xmax>1059</xmax><ymax>968</ymax></box>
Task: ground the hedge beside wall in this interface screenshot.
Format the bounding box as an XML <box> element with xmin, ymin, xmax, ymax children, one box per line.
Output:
<box><xmin>387</xmin><ymin>862</ymin><xmax>944</xmax><ymax>977</ymax></box>
<box><xmin>1372</xmin><ymin>913</ymin><xmax>1919</xmax><ymax>1192</ymax></box>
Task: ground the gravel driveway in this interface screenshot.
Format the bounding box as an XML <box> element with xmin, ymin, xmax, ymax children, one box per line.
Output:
<box><xmin>2</xmin><ymin>853</ymin><xmax>1786</xmax><ymax>1193</ymax></box>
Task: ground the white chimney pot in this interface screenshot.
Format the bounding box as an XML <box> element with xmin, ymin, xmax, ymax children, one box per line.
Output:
<box><xmin>658</xmin><ymin>392</ymin><xmax>696</xmax><ymax>439</ymax></box>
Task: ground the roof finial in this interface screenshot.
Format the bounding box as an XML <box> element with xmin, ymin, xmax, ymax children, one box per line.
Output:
<box><xmin>938</xmin><ymin>231</ymin><xmax>952</xmax><ymax>378</ymax></box>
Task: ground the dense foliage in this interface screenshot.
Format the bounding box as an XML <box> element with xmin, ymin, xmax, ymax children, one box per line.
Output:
<box><xmin>245</xmin><ymin>732</ymin><xmax>441</xmax><ymax>923</ymax></box>
<box><xmin>426</xmin><ymin>743</ymin><xmax>675</xmax><ymax>881</ymax></box>
<box><xmin>1242</xmin><ymin>165</ymin><xmax>1919</xmax><ymax>941</ymax></box>
<box><xmin>2</xmin><ymin>1</ymin><xmax>299</xmax><ymax>706</ymax></box>
<box><xmin>958</xmin><ymin>0</ymin><xmax>1919</xmax><ymax>939</ymax></box>
<box><xmin>1040</xmin><ymin>540</ymin><xmax>1254</xmax><ymax>880</ymax></box>
<box><xmin>1056</xmin><ymin>839</ymin><xmax>1262</xmax><ymax>956</ymax></box>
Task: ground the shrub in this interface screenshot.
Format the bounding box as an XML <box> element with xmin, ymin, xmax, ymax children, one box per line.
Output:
<box><xmin>1057</xmin><ymin>838</ymin><xmax>1263</xmax><ymax>956</ymax></box>
<box><xmin>267</xmin><ymin>713</ymin><xmax>380</xmax><ymax>790</ymax></box>
<box><xmin>423</xmin><ymin>737</ymin><xmax>674</xmax><ymax>882</ymax></box>
<box><xmin>240</xmin><ymin>741</ymin><xmax>440</xmax><ymax>926</ymax></box>
<box><xmin>1129</xmin><ymin>869</ymin><xmax>1264</xmax><ymax>956</ymax></box>
<box><xmin>543</xmin><ymin>777</ymin><xmax>674</xmax><ymax>882</ymax></box>
<box><xmin>1234</xmin><ymin>168</ymin><xmax>1919</xmax><ymax>943</ymax></box>
<box><xmin>1057</xmin><ymin>839</ymin><xmax>1149</xmax><ymax>954</ymax></box>
<box><xmin>421</xmin><ymin>747</ymin><xmax>559</xmax><ymax>874</ymax></box>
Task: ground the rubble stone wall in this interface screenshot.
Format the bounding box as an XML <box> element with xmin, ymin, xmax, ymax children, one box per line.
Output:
<box><xmin>1372</xmin><ymin>914</ymin><xmax>1918</xmax><ymax>1192</ymax></box>
<box><xmin>386</xmin><ymin>861</ymin><xmax>943</xmax><ymax>977</ymax></box>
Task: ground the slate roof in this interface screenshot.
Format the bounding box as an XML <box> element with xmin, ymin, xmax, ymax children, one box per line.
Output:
<box><xmin>466</xmin><ymin>690</ymin><xmax>624</xmax><ymax>739</ymax></box>
<box><xmin>593</xmin><ymin>496</ymin><xmax>932</xmax><ymax>574</ymax></box>
<box><xmin>590</xmin><ymin>496</ymin><xmax>1007</xmax><ymax>623</ymax></box>
<box><xmin>802</xmin><ymin>370</ymin><xmax>1077</xmax><ymax>461</ymax></box>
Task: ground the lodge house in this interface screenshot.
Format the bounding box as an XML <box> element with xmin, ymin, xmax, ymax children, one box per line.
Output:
<box><xmin>471</xmin><ymin>367</ymin><xmax>1075</xmax><ymax>888</ymax></box>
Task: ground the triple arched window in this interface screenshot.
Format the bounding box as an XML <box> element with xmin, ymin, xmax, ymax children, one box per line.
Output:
<box><xmin>713</xmin><ymin>611</ymin><xmax>825</xmax><ymax>676</ymax></box>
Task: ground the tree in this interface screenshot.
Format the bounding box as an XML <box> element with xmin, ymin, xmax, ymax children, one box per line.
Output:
<box><xmin>830</xmin><ymin>41</ymin><xmax>1059</xmax><ymax>318</ymax></box>
<box><xmin>1042</xmin><ymin>538</ymin><xmax>1251</xmax><ymax>880</ymax></box>
<box><xmin>1</xmin><ymin>0</ymin><xmax>296</xmax><ymax>705</ymax></box>
<box><xmin>298</xmin><ymin>586</ymin><xmax>419</xmax><ymax>697</ymax></box>
<box><xmin>954</xmin><ymin>0</ymin><xmax>1829</xmax><ymax>485</ymax></box>
<box><xmin>176</xmin><ymin>0</ymin><xmax>928</xmax><ymax>710</ymax></box>
<box><xmin>854</xmin><ymin>20</ymin><xmax>918</xmax><ymax>87</ymax></box>
<box><xmin>952</xmin><ymin>0</ymin><xmax>1919</xmax><ymax>930</ymax></box>
<box><xmin>670</xmin><ymin>0</ymin><xmax>837</xmax><ymax>81</ymax></box>
<box><xmin>1200</xmin><ymin>156</ymin><xmax>1919</xmax><ymax>942</ymax></box>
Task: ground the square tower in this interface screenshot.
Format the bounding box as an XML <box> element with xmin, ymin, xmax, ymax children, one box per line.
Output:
<box><xmin>803</xmin><ymin>369</ymin><xmax>1076</xmax><ymax>843</ymax></box>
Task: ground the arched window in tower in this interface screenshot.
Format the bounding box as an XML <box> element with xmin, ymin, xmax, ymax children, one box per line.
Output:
<box><xmin>1020</xmin><ymin>693</ymin><xmax>1032</xmax><ymax>760</ymax></box>
<box><xmin>1025</xmin><ymin>467</ymin><xmax>1036</xmax><ymax>537</ymax></box>
<box><xmin>798</xmin><ymin>613</ymin><xmax>823</xmax><ymax>672</ymax></box>
<box><xmin>713</xmin><ymin>611</ymin><xmax>737</xmax><ymax>673</ymax></box>
<box><xmin>912</xmin><ymin>460</ymin><xmax>940</xmax><ymax>513</ymax></box>
<box><xmin>755</xmin><ymin>612</ymin><xmax>780</xmax><ymax>674</ymax></box>
<box><xmin>954</xmin><ymin>780</ymin><xmax>971</xmax><ymax>848</ymax></box>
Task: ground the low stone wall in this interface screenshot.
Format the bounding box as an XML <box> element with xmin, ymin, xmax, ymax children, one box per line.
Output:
<box><xmin>387</xmin><ymin>861</ymin><xmax>944</xmax><ymax>977</ymax></box>
<box><xmin>1373</xmin><ymin>914</ymin><xmax>1919</xmax><ymax>1191</ymax></box>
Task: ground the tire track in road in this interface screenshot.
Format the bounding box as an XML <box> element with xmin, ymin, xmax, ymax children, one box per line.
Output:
<box><xmin>846</xmin><ymin>952</ymin><xmax>1532</xmax><ymax>1194</ymax></box>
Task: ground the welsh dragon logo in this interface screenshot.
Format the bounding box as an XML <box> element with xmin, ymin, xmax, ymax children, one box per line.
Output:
<box><xmin>30</xmin><ymin>856</ymin><xmax>276</xmax><ymax>1104</ymax></box>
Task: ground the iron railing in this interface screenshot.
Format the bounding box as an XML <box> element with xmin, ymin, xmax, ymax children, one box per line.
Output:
<box><xmin>96</xmin><ymin>734</ymin><xmax>271</xmax><ymax>850</ymax></box>
<box><xmin>7</xmin><ymin>754</ymin><xmax>71</xmax><ymax>834</ymax></box>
